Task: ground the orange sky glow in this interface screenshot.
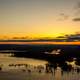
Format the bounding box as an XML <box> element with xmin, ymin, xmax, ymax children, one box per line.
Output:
<box><xmin>0</xmin><ymin>41</ymin><xmax>80</xmax><ymax>45</ymax></box>
<box><xmin>0</xmin><ymin>0</ymin><xmax>80</xmax><ymax>39</ymax></box>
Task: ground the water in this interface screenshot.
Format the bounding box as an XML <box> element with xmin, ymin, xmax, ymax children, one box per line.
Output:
<box><xmin>0</xmin><ymin>52</ymin><xmax>80</xmax><ymax>80</ymax></box>
<box><xmin>0</xmin><ymin>53</ymin><xmax>47</xmax><ymax>71</ymax></box>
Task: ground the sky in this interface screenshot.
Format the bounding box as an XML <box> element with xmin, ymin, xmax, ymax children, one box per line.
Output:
<box><xmin>0</xmin><ymin>0</ymin><xmax>80</xmax><ymax>39</ymax></box>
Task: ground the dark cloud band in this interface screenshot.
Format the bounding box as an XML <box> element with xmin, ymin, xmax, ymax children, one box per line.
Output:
<box><xmin>73</xmin><ymin>18</ymin><xmax>80</xmax><ymax>21</ymax></box>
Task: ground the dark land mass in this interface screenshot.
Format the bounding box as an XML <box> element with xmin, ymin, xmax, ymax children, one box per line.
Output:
<box><xmin>0</xmin><ymin>44</ymin><xmax>80</xmax><ymax>62</ymax></box>
<box><xmin>0</xmin><ymin>44</ymin><xmax>80</xmax><ymax>72</ymax></box>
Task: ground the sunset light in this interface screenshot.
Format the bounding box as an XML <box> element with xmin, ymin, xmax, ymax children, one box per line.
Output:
<box><xmin>0</xmin><ymin>0</ymin><xmax>80</xmax><ymax>40</ymax></box>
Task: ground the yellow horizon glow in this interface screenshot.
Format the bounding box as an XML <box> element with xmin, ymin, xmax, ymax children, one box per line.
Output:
<box><xmin>0</xmin><ymin>31</ymin><xmax>78</xmax><ymax>40</ymax></box>
<box><xmin>0</xmin><ymin>34</ymin><xmax>59</xmax><ymax>39</ymax></box>
<box><xmin>0</xmin><ymin>0</ymin><xmax>80</xmax><ymax>40</ymax></box>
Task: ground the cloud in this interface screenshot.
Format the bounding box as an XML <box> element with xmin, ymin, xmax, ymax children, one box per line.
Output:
<box><xmin>57</xmin><ymin>13</ymin><xmax>69</xmax><ymax>21</ymax></box>
<box><xmin>65</xmin><ymin>32</ymin><xmax>80</xmax><ymax>39</ymax></box>
<box><xmin>72</xmin><ymin>17</ymin><xmax>80</xmax><ymax>21</ymax></box>
<box><xmin>60</xmin><ymin>13</ymin><xmax>69</xmax><ymax>19</ymax></box>
<box><xmin>56</xmin><ymin>32</ymin><xmax>80</xmax><ymax>39</ymax></box>
<box><xmin>76</xmin><ymin>1</ymin><xmax>80</xmax><ymax>9</ymax></box>
<box><xmin>73</xmin><ymin>1</ymin><xmax>80</xmax><ymax>15</ymax></box>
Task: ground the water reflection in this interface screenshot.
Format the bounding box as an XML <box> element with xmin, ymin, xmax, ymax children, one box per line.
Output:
<box><xmin>45</xmin><ymin>61</ymin><xmax>80</xmax><ymax>80</ymax></box>
<box><xmin>0</xmin><ymin>53</ymin><xmax>80</xmax><ymax>80</ymax></box>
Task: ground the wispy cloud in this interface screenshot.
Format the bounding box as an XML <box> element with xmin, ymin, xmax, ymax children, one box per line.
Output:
<box><xmin>72</xmin><ymin>1</ymin><xmax>80</xmax><ymax>22</ymax></box>
<box><xmin>73</xmin><ymin>1</ymin><xmax>80</xmax><ymax>14</ymax></box>
<box><xmin>75</xmin><ymin>1</ymin><xmax>80</xmax><ymax>9</ymax></box>
<box><xmin>57</xmin><ymin>13</ymin><xmax>69</xmax><ymax>21</ymax></box>
<box><xmin>62</xmin><ymin>32</ymin><xmax>80</xmax><ymax>39</ymax></box>
<box><xmin>72</xmin><ymin>17</ymin><xmax>80</xmax><ymax>21</ymax></box>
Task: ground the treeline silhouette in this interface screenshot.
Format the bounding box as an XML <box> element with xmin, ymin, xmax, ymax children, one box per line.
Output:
<box><xmin>0</xmin><ymin>44</ymin><xmax>80</xmax><ymax>63</ymax></box>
